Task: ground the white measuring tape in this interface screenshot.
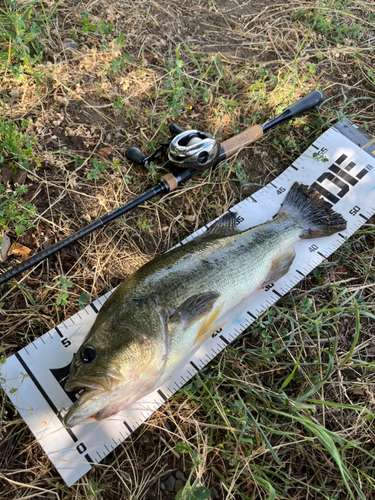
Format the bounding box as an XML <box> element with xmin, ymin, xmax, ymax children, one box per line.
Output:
<box><xmin>1</xmin><ymin>119</ymin><xmax>374</xmax><ymax>486</ymax></box>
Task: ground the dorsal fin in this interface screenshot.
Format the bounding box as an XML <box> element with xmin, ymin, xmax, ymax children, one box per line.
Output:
<box><xmin>203</xmin><ymin>212</ymin><xmax>239</xmax><ymax>238</ymax></box>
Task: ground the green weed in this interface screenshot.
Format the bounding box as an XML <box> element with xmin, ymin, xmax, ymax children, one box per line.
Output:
<box><xmin>79</xmin><ymin>13</ymin><xmax>132</xmax><ymax>74</ymax></box>
<box><xmin>113</xmin><ymin>96</ymin><xmax>123</xmax><ymax>111</ymax></box>
<box><xmin>164</xmin><ymin>50</ymin><xmax>189</xmax><ymax>117</ymax></box>
<box><xmin>175</xmin><ymin>442</ymin><xmax>211</xmax><ymax>500</ymax></box>
<box><xmin>136</xmin><ymin>216</ymin><xmax>153</xmax><ymax>234</ymax></box>
<box><xmin>157</xmin><ymin>45</ymin><xmax>223</xmax><ymax>121</ymax></box>
<box><xmin>145</xmin><ymin>160</ymin><xmax>158</xmax><ymax>181</ymax></box>
<box><xmin>0</xmin><ymin>184</ymin><xmax>36</xmax><ymax>241</ymax></box>
<box><xmin>312</xmin><ymin>151</ymin><xmax>329</xmax><ymax>162</ymax></box>
<box><xmin>0</xmin><ymin>118</ymin><xmax>35</xmax><ymax>172</ymax></box>
<box><xmin>108</xmin><ymin>51</ymin><xmax>133</xmax><ymax>76</ymax></box>
<box><xmin>0</xmin><ymin>0</ymin><xmax>45</xmax><ymax>74</ymax></box>
<box><xmin>80</xmin><ymin>11</ymin><xmax>113</xmax><ymax>38</ymax></box>
<box><xmin>0</xmin><ymin>347</ymin><xmax>5</xmax><ymax>382</ymax></box>
<box><xmin>78</xmin><ymin>293</ymin><xmax>90</xmax><ymax>310</ymax></box>
<box><xmin>223</xmin><ymin>160</ymin><xmax>257</xmax><ymax>198</ymax></box>
<box><xmin>87</xmin><ymin>159</ymin><xmax>106</xmax><ymax>180</ymax></box>
<box><xmin>87</xmin><ymin>479</ymin><xmax>107</xmax><ymax>497</ymax></box>
<box><xmin>296</xmin><ymin>1</ymin><xmax>366</xmax><ymax>48</ymax></box>
<box><xmin>55</xmin><ymin>278</ymin><xmax>90</xmax><ymax>310</ymax></box>
<box><xmin>55</xmin><ymin>277</ymin><xmax>73</xmax><ymax>307</ymax></box>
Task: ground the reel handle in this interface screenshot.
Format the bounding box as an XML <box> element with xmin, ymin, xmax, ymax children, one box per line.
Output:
<box><xmin>125</xmin><ymin>147</ymin><xmax>147</xmax><ymax>165</ymax></box>
<box><xmin>169</xmin><ymin>123</ymin><xmax>186</xmax><ymax>135</ymax></box>
<box><xmin>126</xmin><ymin>125</ymin><xmax>186</xmax><ymax>165</ymax></box>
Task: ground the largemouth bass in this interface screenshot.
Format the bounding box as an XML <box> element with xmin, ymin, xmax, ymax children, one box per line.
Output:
<box><xmin>63</xmin><ymin>183</ymin><xmax>346</xmax><ymax>427</ymax></box>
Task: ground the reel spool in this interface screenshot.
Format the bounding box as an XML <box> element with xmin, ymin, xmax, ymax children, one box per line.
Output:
<box><xmin>168</xmin><ymin>130</ymin><xmax>221</xmax><ymax>170</ymax></box>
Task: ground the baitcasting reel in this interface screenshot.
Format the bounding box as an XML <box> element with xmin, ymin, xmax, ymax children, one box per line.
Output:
<box><xmin>125</xmin><ymin>124</ymin><xmax>221</xmax><ymax>171</ymax></box>
<box><xmin>168</xmin><ymin>130</ymin><xmax>221</xmax><ymax>170</ymax></box>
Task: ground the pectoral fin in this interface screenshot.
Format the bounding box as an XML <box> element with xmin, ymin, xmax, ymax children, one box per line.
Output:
<box><xmin>194</xmin><ymin>305</ymin><xmax>224</xmax><ymax>344</ymax></box>
<box><xmin>260</xmin><ymin>247</ymin><xmax>296</xmax><ymax>288</ymax></box>
<box><xmin>169</xmin><ymin>292</ymin><xmax>220</xmax><ymax>329</ymax></box>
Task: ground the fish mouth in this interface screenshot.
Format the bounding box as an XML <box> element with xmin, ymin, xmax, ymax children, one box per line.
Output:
<box><xmin>65</xmin><ymin>375</ymin><xmax>109</xmax><ymax>393</ymax></box>
<box><xmin>64</xmin><ymin>369</ymin><xmax>123</xmax><ymax>406</ymax></box>
<box><xmin>63</xmin><ymin>369</ymin><xmax>127</xmax><ymax>428</ymax></box>
<box><xmin>63</xmin><ymin>362</ymin><xmax>165</xmax><ymax>428</ymax></box>
<box><xmin>65</xmin><ymin>366</ymin><xmax>123</xmax><ymax>393</ymax></box>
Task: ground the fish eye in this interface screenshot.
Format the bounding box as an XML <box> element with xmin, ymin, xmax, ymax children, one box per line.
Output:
<box><xmin>80</xmin><ymin>345</ymin><xmax>96</xmax><ymax>363</ymax></box>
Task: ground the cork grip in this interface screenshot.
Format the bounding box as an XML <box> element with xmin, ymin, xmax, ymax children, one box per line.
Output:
<box><xmin>162</xmin><ymin>173</ymin><xmax>178</xmax><ymax>192</ymax></box>
<box><xmin>221</xmin><ymin>125</ymin><xmax>263</xmax><ymax>157</ymax></box>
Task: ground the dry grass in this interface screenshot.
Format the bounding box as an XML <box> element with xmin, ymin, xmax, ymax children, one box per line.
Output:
<box><xmin>0</xmin><ymin>0</ymin><xmax>375</xmax><ymax>498</ymax></box>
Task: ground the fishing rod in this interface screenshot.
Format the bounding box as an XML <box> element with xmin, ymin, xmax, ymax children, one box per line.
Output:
<box><xmin>0</xmin><ymin>90</ymin><xmax>323</xmax><ymax>287</ymax></box>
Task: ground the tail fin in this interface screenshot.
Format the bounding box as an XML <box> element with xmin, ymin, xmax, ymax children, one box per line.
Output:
<box><xmin>279</xmin><ymin>183</ymin><xmax>347</xmax><ymax>239</ymax></box>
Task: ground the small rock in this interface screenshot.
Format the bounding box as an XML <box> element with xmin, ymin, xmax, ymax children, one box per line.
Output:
<box><xmin>115</xmin><ymin>132</ymin><xmax>124</xmax><ymax>139</ymax></box>
<box><xmin>0</xmin><ymin>233</ymin><xmax>11</xmax><ymax>262</ymax></box>
<box><xmin>176</xmin><ymin>471</ymin><xmax>186</xmax><ymax>482</ymax></box>
<box><xmin>175</xmin><ymin>479</ymin><xmax>184</xmax><ymax>493</ymax></box>
<box><xmin>63</xmin><ymin>38</ymin><xmax>79</xmax><ymax>49</ymax></box>
<box><xmin>160</xmin><ymin>482</ymin><xmax>166</xmax><ymax>490</ymax></box>
<box><xmin>165</xmin><ymin>476</ymin><xmax>176</xmax><ymax>491</ymax></box>
<box><xmin>106</xmin><ymin>133</ymin><xmax>112</xmax><ymax>143</ymax></box>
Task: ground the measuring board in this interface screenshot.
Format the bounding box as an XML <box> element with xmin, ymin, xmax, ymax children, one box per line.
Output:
<box><xmin>1</xmin><ymin>119</ymin><xmax>375</xmax><ymax>486</ymax></box>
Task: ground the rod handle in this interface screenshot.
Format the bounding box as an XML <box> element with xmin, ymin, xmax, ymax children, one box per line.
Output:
<box><xmin>220</xmin><ymin>125</ymin><xmax>263</xmax><ymax>158</ymax></box>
